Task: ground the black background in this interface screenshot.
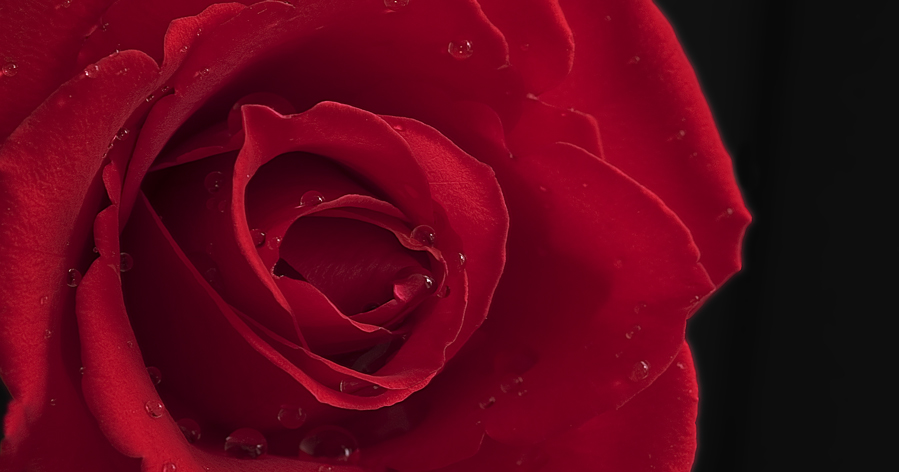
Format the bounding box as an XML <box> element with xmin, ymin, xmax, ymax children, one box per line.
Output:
<box><xmin>2</xmin><ymin>1</ymin><xmax>891</xmax><ymax>470</ymax></box>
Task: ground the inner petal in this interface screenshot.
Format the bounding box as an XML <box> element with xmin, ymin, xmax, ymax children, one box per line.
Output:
<box><xmin>279</xmin><ymin>216</ymin><xmax>431</xmax><ymax>316</ymax></box>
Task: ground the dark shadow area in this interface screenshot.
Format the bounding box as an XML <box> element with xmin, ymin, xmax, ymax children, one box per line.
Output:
<box><xmin>655</xmin><ymin>0</ymin><xmax>892</xmax><ymax>471</ymax></box>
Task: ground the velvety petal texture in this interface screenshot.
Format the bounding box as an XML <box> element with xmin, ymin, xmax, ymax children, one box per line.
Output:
<box><xmin>0</xmin><ymin>1</ymin><xmax>749</xmax><ymax>471</ymax></box>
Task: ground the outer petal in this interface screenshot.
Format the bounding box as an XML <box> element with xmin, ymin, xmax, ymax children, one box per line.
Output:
<box><xmin>0</xmin><ymin>0</ymin><xmax>115</xmax><ymax>139</ymax></box>
<box><xmin>431</xmin><ymin>341</ymin><xmax>699</xmax><ymax>471</ymax></box>
<box><xmin>477</xmin><ymin>0</ymin><xmax>574</xmax><ymax>94</ymax></box>
<box><xmin>541</xmin><ymin>0</ymin><xmax>750</xmax><ymax>286</ymax></box>
<box><xmin>538</xmin><ymin>341</ymin><xmax>698</xmax><ymax>471</ymax></box>
<box><xmin>0</xmin><ymin>50</ymin><xmax>159</xmax><ymax>468</ymax></box>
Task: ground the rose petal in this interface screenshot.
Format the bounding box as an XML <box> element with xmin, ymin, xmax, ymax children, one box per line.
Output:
<box><xmin>365</xmin><ymin>140</ymin><xmax>714</xmax><ymax>468</ymax></box>
<box><xmin>77</xmin><ymin>0</ymin><xmax>254</xmax><ymax>69</ymax></box>
<box><xmin>540</xmin><ymin>0</ymin><xmax>751</xmax><ymax>286</ymax></box>
<box><xmin>380</xmin><ymin>115</ymin><xmax>509</xmax><ymax>360</ymax></box>
<box><xmin>0</xmin><ymin>49</ymin><xmax>158</xmax><ymax>467</ymax></box>
<box><xmin>507</xmin><ymin>93</ymin><xmax>604</xmax><ymax>159</ymax></box>
<box><xmin>0</xmin><ymin>0</ymin><xmax>115</xmax><ymax>139</ymax></box>
<box><xmin>478</xmin><ymin>0</ymin><xmax>574</xmax><ymax>94</ymax></box>
<box><xmin>78</xmin><ymin>204</ymin><xmax>206</xmax><ymax>471</ymax></box>
<box><xmin>120</xmin><ymin>0</ymin><xmax>516</xmax><ymax>222</ymax></box>
<box><xmin>431</xmin><ymin>341</ymin><xmax>699</xmax><ymax>471</ymax></box>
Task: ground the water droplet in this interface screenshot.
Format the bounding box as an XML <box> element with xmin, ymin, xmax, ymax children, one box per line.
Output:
<box><xmin>299</xmin><ymin>190</ymin><xmax>325</xmax><ymax>207</ymax></box>
<box><xmin>393</xmin><ymin>272</ymin><xmax>436</xmax><ymax>302</ymax></box>
<box><xmin>625</xmin><ymin>325</ymin><xmax>641</xmax><ymax>340</ymax></box>
<box><xmin>499</xmin><ymin>375</ymin><xmax>523</xmax><ymax>394</ymax></box>
<box><xmin>384</xmin><ymin>0</ymin><xmax>410</xmax><ymax>10</ymax></box>
<box><xmin>147</xmin><ymin>366</ymin><xmax>162</xmax><ymax>385</ymax></box>
<box><xmin>60</xmin><ymin>0</ymin><xmax>72</xmax><ymax>9</ymax></box>
<box><xmin>1</xmin><ymin>63</ymin><xmax>18</xmax><ymax>77</ymax></box>
<box><xmin>628</xmin><ymin>56</ymin><xmax>640</xmax><ymax>64</ymax></box>
<box><xmin>126</xmin><ymin>340</ymin><xmax>134</xmax><ymax>348</ymax></box>
<box><xmin>299</xmin><ymin>426</ymin><xmax>360</xmax><ymax>463</ymax></box>
<box><xmin>120</xmin><ymin>252</ymin><xmax>134</xmax><ymax>272</ymax></box>
<box><xmin>458</xmin><ymin>252</ymin><xmax>467</xmax><ymax>268</ymax></box>
<box><xmin>43</xmin><ymin>329</ymin><xmax>52</xmax><ymax>339</ymax></box>
<box><xmin>448</xmin><ymin>39</ymin><xmax>473</xmax><ymax>60</ymax></box>
<box><xmin>40</xmin><ymin>295</ymin><xmax>50</xmax><ymax>305</ymax></box>
<box><xmin>66</xmin><ymin>268</ymin><xmax>82</xmax><ymax>287</ymax></box>
<box><xmin>204</xmin><ymin>171</ymin><xmax>225</xmax><ymax>194</ymax></box>
<box><xmin>437</xmin><ymin>285</ymin><xmax>451</xmax><ymax>298</ymax></box>
<box><xmin>676</xmin><ymin>361</ymin><xmax>686</xmax><ymax>370</ymax></box>
<box><xmin>224</xmin><ymin>428</ymin><xmax>268</xmax><ymax>459</ymax></box>
<box><xmin>83</xmin><ymin>64</ymin><xmax>101</xmax><ymax>78</ymax></box>
<box><xmin>145</xmin><ymin>400</ymin><xmax>166</xmax><ymax>418</ymax></box>
<box><xmin>161</xmin><ymin>85</ymin><xmax>171</xmax><ymax>93</ymax></box>
<box><xmin>277</xmin><ymin>405</ymin><xmax>307</xmax><ymax>429</ymax></box>
<box><xmin>267</xmin><ymin>235</ymin><xmax>283</xmax><ymax>250</ymax></box>
<box><xmin>726</xmin><ymin>207</ymin><xmax>734</xmax><ymax>215</ymax></box>
<box><xmin>176</xmin><ymin>418</ymin><xmax>202</xmax><ymax>443</ymax></box>
<box><xmin>410</xmin><ymin>225</ymin><xmax>436</xmax><ymax>247</ymax></box>
<box><xmin>250</xmin><ymin>229</ymin><xmax>266</xmax><ymax>247</ymax></box>
<box><xmin>193</xmin><ymin>67</ymin><xmax>210</xmax><ymax>78</ymax></box>
<box><xmin>317</xmin><ymin>466</ymin><xmax>336</xmax><ymax>472</ymax></box>
<box><xmin>145</xmin><ymin>94</ymin><xmax>155</xmax><ymax>102</ymax></box>
<box><xmin>479</xmin><ymin>396</ymin><xmax>496</xmax><ymax>409</ymax></box>
<box><xmin>115</xmin><ymin>128</ymin><xmax>130</xmax><ymax>140</ymax></box>
<box><xmin>391</xmin><ymin>123</ymin><xmax>405</xmax><ymax>131</ymax></box>
<box><xmin>629</xmin><ymin>360</ymin><xmax>650</xmax><ymax>382</ymax></box>
<box><xmin>519</xmin><ymin>43</ymin><xmax>530</xmax><ymax>52</ymax></box>
<box><xmin>338</xmin><ymin>379</ymin><xmax>382</xmax><ymax>396</ymax></box>
<box><xmin>79</xmin><ymin>366</ymin><xmax>86</xmax><ymax>375</ymax></box>
<box><xmin>161</xmin><ymin>463</ymin><xmax>176</xmax><ymax>472</ymax></box>
<box><xmin>100</xmin><ymin>22</ymin><xmax>109</xmax><ymax>31</ymax></box>
<box><xmin>180</xmin><ymin>45</ymin><xmax>189</xmax><ymax>53</ymax></box>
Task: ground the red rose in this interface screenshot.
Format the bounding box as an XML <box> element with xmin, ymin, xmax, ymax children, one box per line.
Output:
<box><xmin>0</xmin><ymin>0</ymin><xmax>749</xmax><ymax>471</ymax></box>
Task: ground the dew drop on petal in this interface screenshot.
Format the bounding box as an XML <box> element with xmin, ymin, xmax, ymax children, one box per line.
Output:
<box><xmin>499</xmin><ymin>375</ymin><xmax>524</xmax><ymax>394</ymax></box>
<box><xmin>629</xmin><ymin>360</ymin><xmax>650</xmax><ymax>382</ymax></box>
<box><xmin>225</xmin><ymin>428</ymin><xmax>267</xmax><ymax>459</ymax></box>
<box><xmin>393</xmin><ymin>273</ymin><xmax>436</xmax><ymax>302</ymax></box>
<box><xmin>299</xmin><ymin>426</ymin><xmax>360</xmax><ymax>463</ymax></box>
<box><xmin>250</xmin><ymin>229</ymin><xmax>266</xmax><ymax>247</ymax></box>
<box><xmin>410</xmin><ymin>225</ymin><xmax>436</xmax><ymax>247</ymax></box>
<box><xmin>147</xmin><ymin>366</ymin><xmax>162</xmax><ymax>386</ymax></box>
<box><xmin>298</xmin><ymin>190</ymin><xmax>325</xmax><ymax>207</ymax></box>
<box><xmin>162</xmin><ymin>463</ymin><xmax>177</xmax><ymax>472</ymax></box>
<box><xmin>84</xmin><ymin>64</ymin><xmax>100</xmax><ymax>78</ymax></box>
<box><xmin>176</xmin><ymin>418</ymin><xmax>202</xmax><ymax>443</ymax></box>
<box><xmin>79</xmin><ymin>366</ymin><xmax>86</xmax><ymax>375</ymax></box>
<box><xmin>384</xmin><ymin>0</ymin><xmax>410</xmax><ymax>10</ymax></box>
<box><xmin>43</xmin><ymin>329</ymin><xmax>52</xmax><ymax>339</ymax></box>
<box><xmin>204</xmin><ymin>171</ymin><xmax>225</xmax><ymax>194</ymax></box>
<box><xmin>317</xmin><ymin>466</ymin><xmax>336</xmax><ymax>472</ymax></box>
<box><xmin>66</xmin><ymin>268</ymin><xmax>82</xmax><ymax>287</ymax></box>
<box><xmin>120</xmin><ymin>252</ymin><xmax>134</xmax><ymax>272</ymax></box>
<box><xmin>115</xmin><ymin>128</ymin><xmax>130</xmax><ymax>140</ymax></box>
<box><xmin>1</xmin><ymin>63</ymin><xmax>18</xmax><ymax>77</ymax></box>
<box><xmin>448</xmin><ymin>39</ymin><xmax>473</xmax><ymax>60</ymax></box>
<box><xmin>624</xmin><ymin>325</ymin><xmax>641</xmax><ymax>340</ymax></box>
<box><xmin>145</xmin><ymin>400</ymin><xmax>166</xmax><ymax>418</ymax></box>
<box><xmin>458</xmin><ymin>252</ymin><xmax>467</xmax><ymax>268</ymax></box>
<box><xmin>277</xmin><ymin>405</ymin><xmax>307</xmax><ymax>429</ymax></box>
<box><xmin>437</xmin><ymin>285</ymin><xmax>451</xmax><ymax>298</ymax></box>
<box><xmin>49</xmin><ymin>398</ymin><xmax>57</xmax><ymax>406</ymax></box>
<box><xmin>479</xmin><ymin>396</ymin><xmax>496</xmax><ymax>409</ymax></box>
